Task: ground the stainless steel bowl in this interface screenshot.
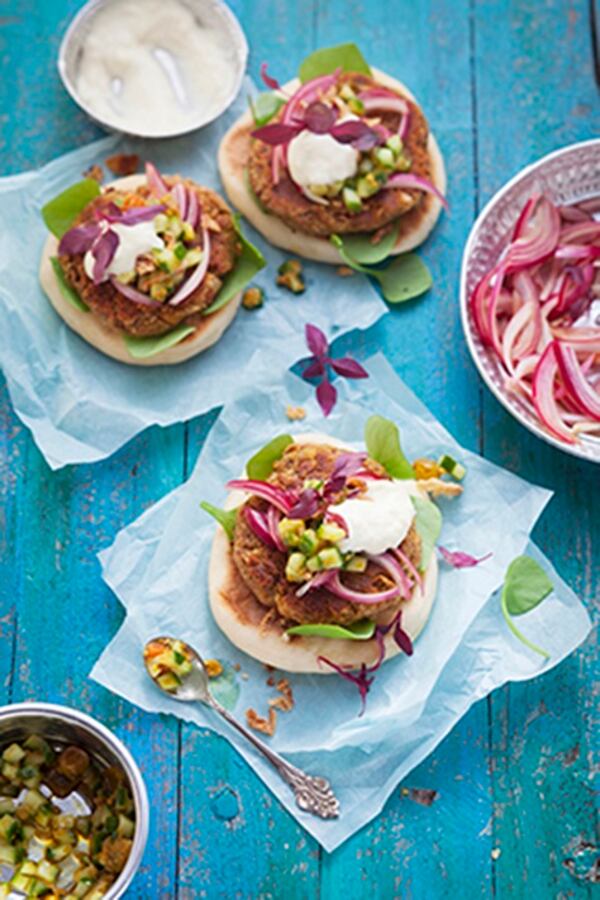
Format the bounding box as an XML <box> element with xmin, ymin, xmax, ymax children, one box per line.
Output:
<box><xmin>0</xmin><ymin>702</ymin><xmax>149</xmax><ymax>899</ymax></box>
<box><xmin>58</xmin><ymin>0</ymin><xmax>248</xmax><ymax>139</ymax></box>
<box><xmin>460</xmin><ymin>139</ymin><xmax>600</xmax><ymax>464</ymax></box>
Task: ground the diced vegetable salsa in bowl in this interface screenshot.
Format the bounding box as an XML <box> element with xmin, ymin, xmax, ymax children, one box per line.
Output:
<box><xmin>0</xmin><ymin>735</ymin><xmax>135</xmax><ymax>898</ymax></box>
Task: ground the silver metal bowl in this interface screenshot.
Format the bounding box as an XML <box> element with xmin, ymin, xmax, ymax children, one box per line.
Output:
<box><xmin>0</xmin><ymin>702</ymin><xmax>149</xmax><ymax>899</ymax></box>
<box><xmin>58</xmin><ymin>0</ymin><xmax>248</xmax><ymax>139</ymax></box>
<box><xmin>460</xmin><ymin>139</ymin><xmax>600</xmax><ymax>464</ymax></box>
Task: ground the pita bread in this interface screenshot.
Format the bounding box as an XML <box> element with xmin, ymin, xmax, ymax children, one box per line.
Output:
<box><xmin>208</xmin><ymin>432</ymin><xmax>438</xmax><ymax>673</ymax></box>
<box><xmin>218</xmin><ymin>69</ymin><xmax>447</xmax><ymax>265</ymax></box>
<box><xmin>39</xmin><ymin>175</ymin><xmax>242</xmax><ymax>366</ymax></box>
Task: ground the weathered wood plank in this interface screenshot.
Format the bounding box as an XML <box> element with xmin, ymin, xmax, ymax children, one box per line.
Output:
<box><xmin>9</xmin><ymin>429</ymin><xmax>185</xmax><ymax>898</ymax></box>
<box><xmin>473</xmin><ymin>1</ymin><xmax>598</xmax><ymax>896</ymax></box>
<box><xmin>0</xmin><ymin>5</ymin><xmax>186</xmax><ymax>895</ymax></box>
<box><xmin>312</xmin><ymin>1</ymin><xmax>495</xmax><ymax>896</ymax></box>
<box><xmin>175</xmin><ymin>3</ymin><xmax>322</xmax><ymax>894</ymax></box>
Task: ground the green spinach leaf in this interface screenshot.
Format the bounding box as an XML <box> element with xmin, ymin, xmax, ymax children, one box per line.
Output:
<box><xmin>299</xmin><ymin>43</ymin><xmax>371</xmax><ymax>82</ymax></box>
<box><xmin>200</xmin><ymin>502</ymin><xmax>238</xmax><ymax>542</ymax></box>
<box><xmin>50</xmin><ymin>258</ymin><xmax>89</xmax><ymax>312</ymax></box>
<box><xmin>500</xmin><ymin>555</ymin><xmax>553</xmax><ymax>658</ymax></box>
<box><xmin>286</xmin><ymin>619</ymin><xmax>375</xmax><ymax>641</ymax></box>
<box><xmin>411</xmin><ymin>495</ymin><xmax>443</xmax><ymax>571</ymax></box>
<box><xmin>332</xmin><ymin>222</ymin><xmax>400</xmax><ymax>265</ymax></box>
<box><xmin>331</xmin><ymin>235</ymin><xmax>432</xmax><ymax>303</ymax></box>
<box><xmin>203</xmin><ymin>215</ymin><xmax>266</xmax><ymax>316</ymax></box>
<box><xmin>246</xmin><ymin>434</ymin><xmax>293</xmax><ymax>480</ymax></box>
<box><xmin>124</xmin><ymin>324</ymin><xmax>196</xmax><ymax>360</ymax></box>
<box><xmin>250</xmin><ymin>92</ymin><xmax>285</xmax><ymax>126</ymax></box>
<box><xmin>364</xmin><ymin>415</ymin><xmax>415</xmax><ymax>479</ymax></box>
<box><xmin>42</xmin><ymin>179</ymin><xmax>101</xmax><ymax>238</ymax></box>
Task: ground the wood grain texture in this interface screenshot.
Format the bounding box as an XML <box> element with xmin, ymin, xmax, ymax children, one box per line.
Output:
<box><xmin>0</xmin><ymin>0</ymin><xmax>597</xmax><ymax>897</ymax></box>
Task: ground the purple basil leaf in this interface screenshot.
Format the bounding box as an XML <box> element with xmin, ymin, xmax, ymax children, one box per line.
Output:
<box><xmin>316</xmin><ymin>379</ymin><xmax>337</xmax><ymax>417</ymax></box>
<box><xmin>305</xmin><ymin>323</ymin><xmax>329</xmax><ymax>357</ymax></box>
<box><xmin>304</xmin><ymin>101</ymin><xmax>338</xmax><ymax>134</ymax></box>
<box><xmin>260</xmin><ymin>62</ymin><xmax>281</xmax><ymax>91</ymax></box>
<box><xmin>103</xmin><ymin>204</ymin><xmax>166</xmax><ymax>225</ymax></box>
<box><xmin>251</xmin><ymin>122</ymin><xmax>303</xmax><ymax>145</ymax></box>
<box><xmin>323</xmin><ymin>475</ymin><xmax>346</xmax><ymax>496</ymax></box>
<box><xmin>393</xmin><ymin>619</ymin><xmax>414</xmax><ymax>656</ymax></box>
<box><xmin>438</xmin><ymin>547</ymin><xmax>493</xmax><ymax>568</ymax></box>
<box><xmin>288</xmin><ymin>488</ymin><xmax>320</xmax><ymax>520</ymax></box>
<box><xmin>91</xmin><ymin>229</ymin><xmax>119</xmax><ymax>284</ymax></box>
<box><xmin>330</xmin><ymin>121</ymin><xmax>383</xmax><ymax>151</ymax></box>
<box><xmin>331</xmin><ymin>451</ymin><xmax>368</xmax><ymax>480</ymax></box>
<box><xmin>303</xmin><ymin>359</ymin><xmax>326</xmax><ymax>380</ymax></box>
<box><xmin>317</xmin><ymin>657</ymin><xmax>374</xmax><ymax>716</ymax></box>
<box><xmin>330</xmin><ymin>357</ymin><xmax>369</xmax><ymax>379</ymax></box>
<box><xmin>352</xmin><ymin>130</ymin><xmax>385</xmax><ymax>151</ymax></box>
<box><xmin>58</xmin><ymin>224</ymin><xmax>101</xmax><ymax>256</ymax></box>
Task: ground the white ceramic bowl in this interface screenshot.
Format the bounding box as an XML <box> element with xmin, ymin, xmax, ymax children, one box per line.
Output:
<box><xmin>460</xmin><ymin>139</ymin><xmax>600</xmax><ymax>463</ymax></box>
<box><xmin>58</xmin><ymin>0</ymin><xmax>248</xmax><ymax>139</ymax></box>
<box><xmin>0</xmin><ymin>703</ymin><xmax>149</xmax><ymax>899</ymax></box>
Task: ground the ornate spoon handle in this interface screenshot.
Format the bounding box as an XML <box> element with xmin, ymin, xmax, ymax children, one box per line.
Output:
<box><xmin>208</xmin><ymin>697</ymin><xmax>339</xmax><ymax>819</ymax></box>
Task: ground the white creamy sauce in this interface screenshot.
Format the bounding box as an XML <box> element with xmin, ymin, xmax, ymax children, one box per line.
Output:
<box><xmin>75</xmin><ymin>0</ymin><xmax>238</xmax><ymax>135</ymax></box>
<box><xmin>287</xmin><ymin>129</ymin><xmax>359</xmax><ymax>187</ymax></box>
<box><xmin>83</xmin><ymin>221</ymin><xmax>164</xmax><ymax>281</ymax></box>
<box><xmin>335</xmin><ymin>479</ymin><xmax>417</xmax><ymax>556</ymax></box>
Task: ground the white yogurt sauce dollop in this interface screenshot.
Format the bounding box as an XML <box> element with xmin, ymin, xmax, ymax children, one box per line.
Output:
<box><xmin>287</xmin><ymin>129</ymin><xmax>359</xmax><ymax>188</ymax></box>
<box><xmin>335</xmin><ymin>479</ymin><xmax>417</xmax><ymax>556</ymax></box>
<box><xmin>84</xmin><ymin>221</ymin><xmax>164</xmax><ymax>281</ymax></box>
<box><xmin>75</xmin><ymin>0</ymin><xmax>239</xmax><ymax>136</ymax></box>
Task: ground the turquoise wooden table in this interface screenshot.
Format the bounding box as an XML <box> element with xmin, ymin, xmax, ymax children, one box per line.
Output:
<box><xmin>0</xmin><ymin>0</ymin><xmax>598</xmax><ymax>896</ymax></box>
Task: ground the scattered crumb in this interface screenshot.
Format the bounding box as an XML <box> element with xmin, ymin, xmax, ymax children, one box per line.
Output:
<box><xmin>269</xmin><ymin>678</ymin><xmax>294</xmax><ymax>712</ymax></box>
<box><xmin>242</xmin><ymin>286</ymin><xmax>264</xmax><ymax>310</ymax></box>
<box><xmin>336</xmin><ymin>266</ymin><xmax>355</xmax><ymax>277</ymax></box>
<box><xmin>204</xmin><ymin>658</ymin><xmax>223</xmax><ymax>678</ymax></box>
<box><xmin>266</xmin><ymin>675</ymin><xmax>276</xmax><ymax>688</ymax></box>
<box><xmin>246</xmin><ymin>707</ymin><xmax>277</xmax><ymax>736</ymax></box>
<box><xmin>233</xmin><ymin>663</ymin><xmax>241</xmax><ymax>672</ymax></box>
<box><xmin>491</xmin><ymin>848</ymin><xmax>501</xmax><ymax>860</ymax></box>
<box><xmin>83</xmin><ymin>164</ymin><xmax>104</xmax><ymax>183</ymax></box>
<box><xmin>418</xmin><ymin>477</ymin><xmax>463</xmax><ymax>498</ymax></box>
<box><xmin>105</xmin><ymin>153</ymin><xmax>140</xmax><ymax>176</ymax></box>
<box><xmin>264</xmin><ymin>664</ymin><xmax>275</xmax><ymax>673</ymax></box>
<box><xmin>241</xmin><ymin>672</ymin><xmax>249</xmax><ymax>681</ymax></box>
<box><xmin>286</xmin><ymin>405</ymin><xmax>306</xmax><ymax>421</ymax></box>
<box><xmin>277</xmin><ymin>259</ymin><xmax>305</xmax><ymax>294</ymax></box>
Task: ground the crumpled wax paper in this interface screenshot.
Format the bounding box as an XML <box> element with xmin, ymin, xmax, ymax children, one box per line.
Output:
<box><xmin>91</xmin><ymin>354</ymin><xmax>591</xmax><ymax>851</ymax></box>
<box><xmin>0</xmin><ymin>80</ymin><xmax>386</xmax><ymax>469</ymax></box>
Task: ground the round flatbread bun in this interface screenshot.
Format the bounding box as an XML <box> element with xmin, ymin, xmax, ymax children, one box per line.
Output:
<box><xmin>208</xmin><ymin>432</ymin><xmax>438</xmax><ymax>673</ymax></box>
<box><xmin>39</xmin><ymin>175</ymin><xmax>242</xmax><ymax>366</ymax></box>
<box><xmin>218</xmin><ymin>69</ymin><xmax>446</xmax><ymax>265</ymax></box>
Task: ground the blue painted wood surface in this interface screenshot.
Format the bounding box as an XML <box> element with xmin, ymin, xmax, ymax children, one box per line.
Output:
<box><xmin>0</xmin><ymin>0</ymin><xmax>597</xmax><ymax>896</ymax></box>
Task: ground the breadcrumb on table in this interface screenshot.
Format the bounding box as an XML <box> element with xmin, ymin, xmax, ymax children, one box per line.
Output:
<box><xmin>269</xmin><ymin>678</ymin><xmax>294</xmax><ymax>712</ymax></box>
<box><xmin>246</xmin><ymin>707</ymin><xmax>277</xmax><ymax>736</ymax></box>
<box><xmin>286</xmin><ymin>405</ymin><xmax>306</xmax><ymax>421</ymax></box>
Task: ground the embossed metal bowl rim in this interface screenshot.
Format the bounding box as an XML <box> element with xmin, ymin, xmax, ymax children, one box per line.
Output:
<box><xmin>460</xmin><ymin>138</ymin><xmax>600</xmax><ymax>464</ymax></box>
<box><xmin>0</xmin><ymin>702</ymin><xmax>149</xmax><ymax>899</ymax></box>
<box><xmin>58</xmin><ymin>0</ymin><xmax>248</xmax><ymax>139</ymax></box>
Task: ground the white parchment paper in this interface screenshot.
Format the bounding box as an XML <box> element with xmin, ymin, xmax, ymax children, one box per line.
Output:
<box><xmin>91</xmin><ymin>354</ymin><xmax>591</xmax><ymax>850</ymax></box>
<box><xmin>0</xmin><ymin>82</ymin><xmax>386</xmax><ymax>468</ymax></box>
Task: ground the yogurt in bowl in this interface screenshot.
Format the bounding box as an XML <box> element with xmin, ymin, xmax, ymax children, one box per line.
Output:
<box><xmin>58</xmin><ymin>0</ymin><xmax>248</xmax><ymax>138</ymax></box>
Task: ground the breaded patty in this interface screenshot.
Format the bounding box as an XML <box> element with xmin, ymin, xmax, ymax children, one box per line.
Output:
<box><xmin>232</xmin><ymin>443</ymin><xmax>422</xmax><ymax>626</ymax></box>
<box><xmin>248</xmin><ymin>72</ymin><xmax>432</xmax><ymax>237</ymax></box>
<box><xmin>58</xmin><ymin>178</ymin><xmax>240</xmax><ymax>337</ymax></box>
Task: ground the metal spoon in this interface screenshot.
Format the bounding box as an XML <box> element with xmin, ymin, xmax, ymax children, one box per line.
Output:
<box><xmin>143</xmin><ymin>637</ymin><xmax>340</xmax><ymax>819</ymax></box>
